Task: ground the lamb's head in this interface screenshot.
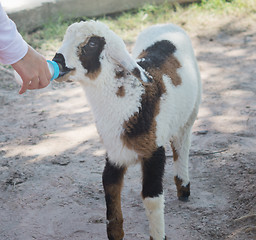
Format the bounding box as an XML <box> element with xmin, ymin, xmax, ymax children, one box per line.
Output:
<box><xmin>53</xmin><ymin>20</ymin><xmax>148</xmax><ymax>85</ymax></box>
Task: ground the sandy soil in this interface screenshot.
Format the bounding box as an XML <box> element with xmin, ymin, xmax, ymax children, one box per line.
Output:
<box><xmin>0</xmin><ymin>18</ymin><xmax>255</xmax><ymax>240</ymax></box>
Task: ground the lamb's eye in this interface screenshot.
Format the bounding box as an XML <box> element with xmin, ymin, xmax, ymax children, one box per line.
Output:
<box><xmin>89</xmin><ymin>41</ymin><xmax>97</xmax><ymax>48</ymax></box>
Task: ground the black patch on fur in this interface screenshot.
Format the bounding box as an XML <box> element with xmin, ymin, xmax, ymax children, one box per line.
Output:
<box><xmin>115</xmin><ymin>69</ymin><xmax>125</xmax><ymax>79</ymax></box>
<box><xmin>122</xmin><ymin>41</ymin><xmax>175</xmax><ymax>139</ymax></box>
<box><xmin>137</xmin><ymin>40</ymin><xmax>177</xmax><ymax>71</ymax></box>
<box><xmin>102</xmin><ymin>157</ymin><xmax>126</xmax><ymax>186</ymax></box>
<box><xmin>79</xmin><ymin>36</ymin><xmax>106</xmax><ymax>73</ymax></box>
<box><xmin>142</xmin><ymin>147</ymin><xmax>166</xmax><ymax>198</ymax></box>
<box><xmin>132</xmin><ymin>67</ymin><xmax>141</xmax><ymax>78</ymax></box>
<box><xmin>52</xmin><ymin>53</ymin><xmax>66</xmax><ymax>67</ymax></box>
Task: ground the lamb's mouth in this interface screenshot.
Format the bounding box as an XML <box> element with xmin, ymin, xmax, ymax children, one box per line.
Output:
<box><xmin>52</xmin><ymin>53</ymin><xmax>75</xmax><ymax>81</ymax></box>
<box><xmin>59</xmin><ymin>66</ymin><xmax>72</xmax><ymax>76</ymax></box>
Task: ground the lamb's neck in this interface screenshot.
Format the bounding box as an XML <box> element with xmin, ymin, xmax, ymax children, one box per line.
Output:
<box><xmin>82</xmin><ymin>80</ymin><xmax>145</xmax><ymax>130</ymax></box>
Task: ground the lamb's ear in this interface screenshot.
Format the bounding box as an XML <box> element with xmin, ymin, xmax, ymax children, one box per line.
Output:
<box><xmin>108</xmin><ymin>45</ymin><xmax>149</xmax><ymax>83</ymax></box>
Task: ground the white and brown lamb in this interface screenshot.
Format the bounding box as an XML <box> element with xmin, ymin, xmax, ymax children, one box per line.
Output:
<box><xmin>52</xmin><ymin>20</ymin><xmax>201</xmax><ymax>240</ymax></box>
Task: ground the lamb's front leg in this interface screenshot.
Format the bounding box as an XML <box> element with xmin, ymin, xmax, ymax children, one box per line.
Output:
<box><xmin>102</xmin><ymin>157</ymin><xmax>126</xmax><ymax>240</ymax></box>
<box><xmin>142</xmin><ymin>146</ymin><xmax>167</xmax><ymax>240</ymax></box>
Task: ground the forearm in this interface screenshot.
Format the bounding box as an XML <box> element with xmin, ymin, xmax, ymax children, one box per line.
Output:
<box><xmin>0</xmin><ymin>3</ymin><xmax>28</xmax><ymax>64</ymax></box>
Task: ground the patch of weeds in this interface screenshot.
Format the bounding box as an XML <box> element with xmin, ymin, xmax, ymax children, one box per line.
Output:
<box><xmin>22</xmin><ymin>0</ymin><xmax>256</xmax><ymax>51</ymax></box>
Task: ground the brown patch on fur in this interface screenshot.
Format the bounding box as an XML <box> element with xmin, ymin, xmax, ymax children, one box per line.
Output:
<box><xmin>85</xmin><ymin>70</ymin><xmax>101</xmax><ymax>80</ymax></box>
<box><xmin>174</xmin><ymin>175</ymin><xmax>190</xmax><ymax>199</ymax></box>
<box><xmin>54</xmin><ymin>70</ymin><xmax>76</xmax><ymax>83</ymax></box>
<box><xmin>132</xmin><ymin>67</ymin><xmax>141</xmax><ymax>79</ymax></box>
<box><xmin>138</xmin><ymin>50</ymin><xmax>181</xmax><ymax>87</ymax></box>
<box><xmin>137</xmin><ymin>50</ymin><xmax>147</xmax><ymax>59</ymax></box>
<box><xmin>115</xmin><ymin>69</ymin><xmax>125</xmax><ymax>79</ymax></box>
<box><xmin>171</xmin><ymin>142</ymin><xmax>178</xmax><ymax>161</ymax></box>
<box><xmin>116</xmin><ymin>86</ymin><xmax>125</xmax><ymax>97</ymax></box>
<box><xmin>104</xmin><ymin>183</ymin><xmax>124</xmax><ymax>239</ymax></box>
<box><xmin>163</xmin><ymin>55</ymin><xmax>182</xmax><ymax>86</ymax></box>
<box><xmin>103</xmin><ymin>162</ymin><xmax>127</xmax><ymax>240</ymax></box>
<box><xmin>121</xmin><ymin>78</ymin><xmax>166</xmax><ymax>159</ymax></box>
<box><xmin>77</xmin><ymin>38</ymin><xmax>89</xmax><ymax>49</ymax></box>
<box><xmin>77</xmin><ymin>38</ymin><xmax>89</xmax><ymax>58</ymax></box>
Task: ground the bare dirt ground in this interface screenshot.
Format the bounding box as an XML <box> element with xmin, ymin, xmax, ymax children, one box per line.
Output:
<box><xmin>0</xmin><ymin>17</ymin><xmax>256</xmax><ymax>240</ymax></box>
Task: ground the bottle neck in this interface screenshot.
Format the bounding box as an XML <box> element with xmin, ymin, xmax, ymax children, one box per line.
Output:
<box><xmin>47</xmin><ymin>60</ymin><xmax>60</xmax><ymax>81</ymax></box>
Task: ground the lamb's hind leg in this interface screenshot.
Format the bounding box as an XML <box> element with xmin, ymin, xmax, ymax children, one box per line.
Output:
<box><xmin>171</xmin><ymin>128</ymin><xmax>192</xmax><ymax>201</ymax></box>
<box><xmin>102</xmin><ymin>157</ymin><xmax>126</xmax><ymax>240</ymax></box>
<box><xmin>142</xmin><ymin>146</ymin><xmax>166</xmax><ymax>240</ymax></box>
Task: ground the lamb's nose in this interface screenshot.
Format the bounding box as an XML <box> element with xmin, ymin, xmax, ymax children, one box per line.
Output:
<box><xmin>52</xmin><ymin>53</ymin><xmax>65</xmax><ymax>69</ymax></box>
<box><xmin>52</xmin><ymin>53</ymin><xmax>74</xmax><ymax>78</ymax></box>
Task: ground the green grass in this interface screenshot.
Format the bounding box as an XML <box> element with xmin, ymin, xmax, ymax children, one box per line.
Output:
<box><xmin>24</xmin><ymin>0</ymin><xmax>256</xmax><ymax>51</ymax></box>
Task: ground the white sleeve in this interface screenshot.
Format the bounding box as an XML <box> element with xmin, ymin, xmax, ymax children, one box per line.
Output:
<box><xmin>0</xmin><ymin>3</ymin><xmax>28</xmax><ymax>65</ymax></box>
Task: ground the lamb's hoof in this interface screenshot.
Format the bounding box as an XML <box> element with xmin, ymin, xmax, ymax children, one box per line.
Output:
<box><xmin>150</xmin><ymin>236</ymin><xmax>167</xmax><ymax>240</ymax></box>
<box><xmin>174</xmin><ymin>176</ymin><xmax>190</xmax><ymax>201</ymax></box>
<box><xmin>178</xmin><ymin>196</ymin><xmax>189</xmax><ymax>202</ymax></box>
<box><xmin>108</xmin><ymin>234</ymin><xmax>123</xmax><ymax>240</ymax></box>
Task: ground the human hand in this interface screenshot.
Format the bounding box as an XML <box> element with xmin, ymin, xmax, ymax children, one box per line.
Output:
<box><xmin>11</xmin><ymin>45</ymin><xmax>51</xmax><ymax>94</ymax></box>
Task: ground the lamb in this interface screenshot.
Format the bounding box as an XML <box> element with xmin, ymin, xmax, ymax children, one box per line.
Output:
<box><xmin>52</xmin><ymin>20</ymin><xmax>201</xmax><ymax>240</ymax></box>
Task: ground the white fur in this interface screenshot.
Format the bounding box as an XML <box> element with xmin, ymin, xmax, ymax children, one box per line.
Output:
<box><xmin>143</xmin><ymin>195</ymin><xmax>165</xmax><ymax>240</ymax></box>
<box><xmin>81</xmin><ymin>68</ymin><xmax>145</xmax><ymax>166</ymax></box>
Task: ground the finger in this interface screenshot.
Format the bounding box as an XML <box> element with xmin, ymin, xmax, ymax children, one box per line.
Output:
<box><xmin>27</xmin><ymin>77</ymin><xmax>40</xmax><ymax>90</ymax></box>
<box><xmin>38</xmin><ymin>73</ymin><xmax>50</xmax><ymax>89</ymax></box>
<box><xmin>19</xmin><ymin>79</ymin><xmax>30</xmax><ymax>94</ymax></box>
